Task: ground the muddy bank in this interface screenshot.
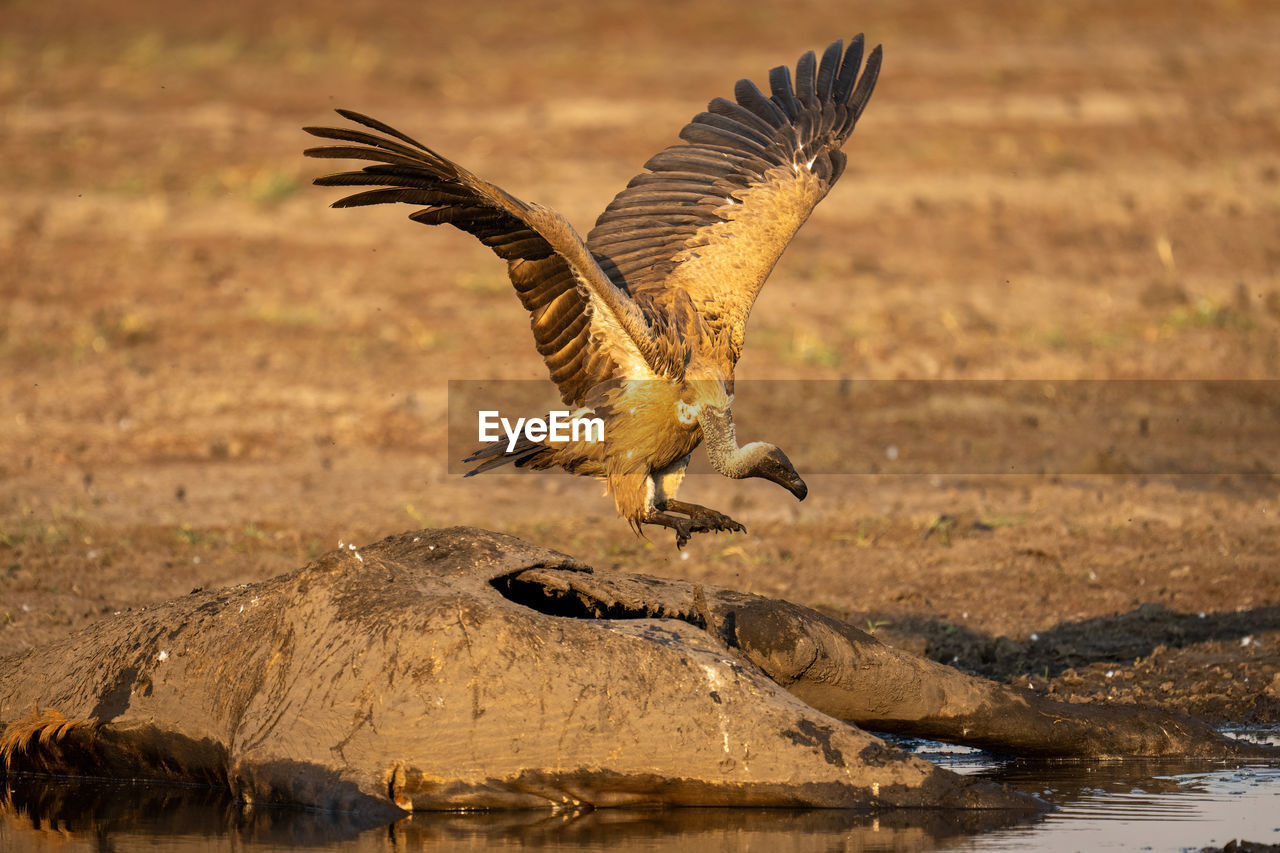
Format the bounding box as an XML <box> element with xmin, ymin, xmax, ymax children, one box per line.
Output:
<box><xmin>5</xmin><ymin>527</ymin><xmax>1271</xmax><ymax>817</ymax></box>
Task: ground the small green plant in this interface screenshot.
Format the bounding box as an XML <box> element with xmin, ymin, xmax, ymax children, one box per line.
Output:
<box><xmin>248</xmin><ymin>170</ymin><xmax>300</xmax><ymax>206</ymax></box>
<box><xmin>1162</xmin><ymin>298</ymin><xmax>1253</xmax><ymax>333</ymax></box>
<box><xmin>980</xmin><ymin>514</ymin><xmax>1027</xmax><ymax>528</ymax></box>
<box><xmin>177</xmin><ymin>525</ymin><xmax>213</xmax><ymax>546</ymax></box>
<box><xmin>923</xmin><ymin>515</ymin><xmax>956</xmax><ymax>546</ymax></box>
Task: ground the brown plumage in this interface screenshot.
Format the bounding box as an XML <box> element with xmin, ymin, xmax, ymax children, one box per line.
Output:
<box><xmin>304</xmin><ymin>36</ymin><xmax>882</xmax><ymax>547</ymax></box>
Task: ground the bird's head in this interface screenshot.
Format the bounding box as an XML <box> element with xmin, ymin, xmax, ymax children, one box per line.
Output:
<box><xmin>743</xmin><ymin>443</ymin><xmax>808</xmax><ymax>501</ymax></box>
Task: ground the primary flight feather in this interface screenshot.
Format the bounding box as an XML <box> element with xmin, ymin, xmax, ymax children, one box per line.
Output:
<box><xmin>304</xmin><ymin>36</ymin><xmax>882</xmax><ymax>547</ymax></box>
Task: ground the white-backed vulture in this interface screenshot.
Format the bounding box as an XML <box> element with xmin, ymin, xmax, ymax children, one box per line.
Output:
<box><xmin>304</xmin><ymin>36</ymin><xmax>882</xmax><ymax>547</ymax></box>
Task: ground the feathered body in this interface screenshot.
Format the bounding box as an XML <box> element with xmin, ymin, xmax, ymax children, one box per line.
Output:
<box><xmin>305</xmin><ymin>36</ymin><xmax>882</xmax><ymax>547</ymax></box>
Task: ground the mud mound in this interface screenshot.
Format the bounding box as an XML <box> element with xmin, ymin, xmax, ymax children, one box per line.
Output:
<box><xmin>0</xmin><ymin>527</ymin><xmax>1034</xmax><ymax>814</ymax></box>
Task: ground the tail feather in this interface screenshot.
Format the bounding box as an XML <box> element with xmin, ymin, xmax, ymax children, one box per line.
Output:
<box><xmin>463</xmin><ymin>436</ymin><xmax>544</xmax><ymax>476</ymax></box>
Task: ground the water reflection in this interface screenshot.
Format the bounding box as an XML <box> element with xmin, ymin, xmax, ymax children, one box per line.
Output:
<box><xmin>0</xmin><ymin>775</ymin><xmax>1036</xmax><ymax>852</ymax></box>
<box><xmin>4</xmin><ymin>746</ymin><xmax>1279</xmax><ymax>853</ymax></box>
<box><xmin>0</xmin><ymin>776</ymin><xmax>385</xmax><ymax>850</ymax></box>
<box><xmin>948</xmin><ymin>764</ymin><xmax>1280</xmax><ymax>852</ymax></box>
<box><xmin>898</xmin><ymin>736</ymin><xmax>1280</xmax><ymax>853</ymax></box>
<box><xmin>388</xmin><ymin>806</ymin><xmax>1034</xmax><ymax>851</ymax></box>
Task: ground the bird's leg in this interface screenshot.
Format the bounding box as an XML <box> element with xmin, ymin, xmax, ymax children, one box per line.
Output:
<box><xmin>662</xmin><ymin>499</ymin><xmax>746</xmax><ymax>535</ymax></box>
<box><xmin>640</xmin><ymin>508</ymin><xmax>741</xmax><ymax>549</ymax></box>
<box><xmin>646</xmin><ymin>455</ymin><xmax>745</xmax><ymax>545</ymax></box>
<box><xmin>639</xmin><ymin>510</ymin><xmax>701</xmax><ymax>549</ymax></box>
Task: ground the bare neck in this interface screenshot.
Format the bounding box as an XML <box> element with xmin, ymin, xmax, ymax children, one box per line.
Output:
<box><xmin>699</xmin><ymin>405</ymin><xmax>765</xmax><ymax>479</ymax></box>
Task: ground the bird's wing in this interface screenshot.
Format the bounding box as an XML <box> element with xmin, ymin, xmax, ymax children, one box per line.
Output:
<box><xmin>304</xmin><ymin>111</ymin><xmax>682</xmax><ymax>405</ymax></box>
<box><xmin>587</xmin><ymin>36</ymin><xmax>881</xmax><ymax>366</ymax></box>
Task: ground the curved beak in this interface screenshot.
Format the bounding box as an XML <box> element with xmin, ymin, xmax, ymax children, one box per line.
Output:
<box><xmin>785</xmin><ymin>474</ymin><xmax>808</xmax><ymax>502</ymax></box>
<box><xmin>763</xmin><ymin>466</ymin><xmax>807</xmax><ymax>501</ymax></box>
<box><xmin>754</xmin><ymin>446</ymin><xmax>807</xmax><ymax>501</ymax></box>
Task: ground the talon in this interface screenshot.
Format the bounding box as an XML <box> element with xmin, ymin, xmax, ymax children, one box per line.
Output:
<box><xmin>642</xmin><ymin>502</ymin><xmax>746</xmax><ymax>550</ymax></box>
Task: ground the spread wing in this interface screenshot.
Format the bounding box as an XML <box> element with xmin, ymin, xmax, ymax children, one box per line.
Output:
<box><xmin>587</xmin><ymin>36</ymin><xmax>882</xmax><ymax>366</ymax></box>
<box><xmin>303</xmin><ymin>111</ymin><xmax>682</xmax><ymax>405</ymax></box>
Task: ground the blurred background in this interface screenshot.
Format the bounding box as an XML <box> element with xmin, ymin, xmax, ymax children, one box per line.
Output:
<box><xmin>1</xmin><ymin>0</ymin><xmax>1277</xmax><ymax>715</ymax></box>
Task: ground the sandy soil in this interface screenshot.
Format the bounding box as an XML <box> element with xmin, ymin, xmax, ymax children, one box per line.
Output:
<box><xmin>2</xmin><ymin>0</ymin><xmax>1278</xmax><ymax>729</ymax></box>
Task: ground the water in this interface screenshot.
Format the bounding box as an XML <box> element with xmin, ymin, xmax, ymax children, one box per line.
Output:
<box><xmin>3</xmin><ymin>734</ymin><xmax>1278</xmax><ymax>852</ymax></box>
<box><xmin>963</xmin><ymin>766</ymin><xmax>1280</xmax><ymax>852</ymax></box>
<box><xmin>909</xmin><ymin>734</ymin><xmax>1280</xmax><ymax>853</ymax></box>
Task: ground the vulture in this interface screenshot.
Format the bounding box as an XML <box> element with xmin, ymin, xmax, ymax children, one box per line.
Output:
<box><xmin>304</xmin><ymin>36</ymin><xmax>882</xmax><ymax>548</ymax></box>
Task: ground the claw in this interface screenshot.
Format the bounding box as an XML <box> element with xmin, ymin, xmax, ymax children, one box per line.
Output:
<box><xmin>644</xmin><ymin>503</ymin><xmax>747</xmax><ymax>549</ymax></box>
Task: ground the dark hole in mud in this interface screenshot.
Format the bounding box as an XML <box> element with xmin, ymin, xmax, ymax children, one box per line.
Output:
<box><xmin>490</xmin><ymin>570</ymin><xmax>739</xmax><ymax>648</ymax></box>
<box><xmin>490</xmin><ymin>571</ymin><xmax>667</xmax><ymax>621</ymax></box>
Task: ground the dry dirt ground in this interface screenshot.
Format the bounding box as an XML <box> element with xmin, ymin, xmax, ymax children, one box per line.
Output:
<box><xmin>3</xmin><ymin>0</ymin><xmax>1279</xmax><ymax>732</ymax></box>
